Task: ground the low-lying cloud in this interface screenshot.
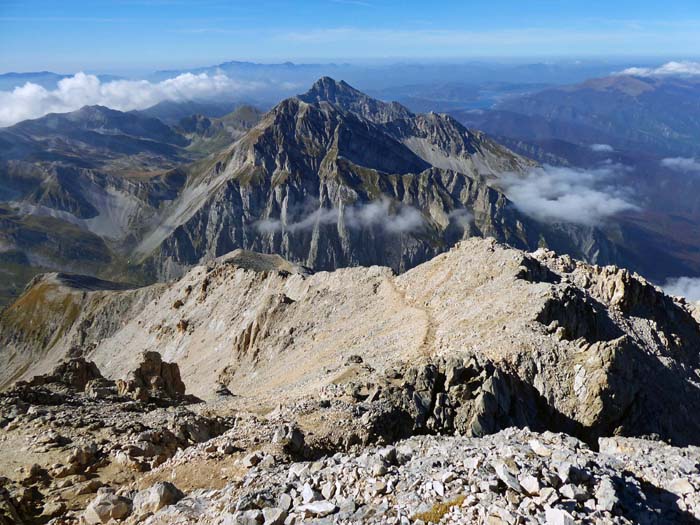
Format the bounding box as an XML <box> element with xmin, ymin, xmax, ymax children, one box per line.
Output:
<box><xmin>663</xmin><ymin>276</ymin><xmax>700</xmax><ymax>302</ymax></box>
<box><xmin>501</xmin><ymin>165</ymin><xmax>638</xmax><ymax>226</ymax></box>
<box><xmin>590</xmin><ymin>144</ymin><xmax>614</xmax><ymax>152</ymax></box>
<box><xmin>618</xmin><ymin>61</ymin><xmax>700</xmax><ymax>77</ymax></box>
<box><xmin>661</xmin><ymin>157</ymin><xmax>700</xmax><ymax>173</ymax></box>
<box><xmin>255</xmin><ymin>198</ymin><xmax>428</xmax><ymax>235</ymax></box>
<box><xmin>0</xmin><ymin>72</ymin><xmax>261</xmax><ymax>127</ymax></box>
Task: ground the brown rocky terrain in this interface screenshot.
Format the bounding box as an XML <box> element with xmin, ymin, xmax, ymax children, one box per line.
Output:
<box><xmin>1</xmin><ymin>237</ymin><xmax>700</xmax><ymax>523</ymax></box>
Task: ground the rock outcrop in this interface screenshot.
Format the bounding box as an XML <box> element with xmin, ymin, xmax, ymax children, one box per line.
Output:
<box><xmin>116</xmin><ymin>351</ymin><xmax>186</xmax><ymax>402</ymax></box>
<box><xmin>0</xmin><ymin>356</ymin><xmax>230</xmax><ymax>523</ymax></box>
<box><xmin>16</xmin><ymin>357</ymin><xmax>103</xmax><ymax>392</ymax></box>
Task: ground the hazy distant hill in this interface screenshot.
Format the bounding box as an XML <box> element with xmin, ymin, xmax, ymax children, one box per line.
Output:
<box><xmin>451</xmin><ymin>74</ymin><xmax>700</xmax><ymax>282</ymax></box>
<box><xmin>468</xmin><ymin>74</ymin><xmax>700</xmax><ymax>157</ymax></box>
<box><xmin>0</xmin><ymin>103</ymin><xmax>263</xmax><ymax>304</ymax></box>
<box><xmin>134</xmin><ymin>100</ymin><xmax>242</xmax><ymax>125</ymax></box>
<box><xmin>0</xmin><ymin>71</ymin><xmax>121</xmax><ymax>91</ymax></box>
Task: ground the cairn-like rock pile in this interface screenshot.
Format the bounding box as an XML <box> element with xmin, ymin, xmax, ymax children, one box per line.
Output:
<box><xmin>116</xmin><ymin>351</ymin><xmax>187</xmax><ymax>402</ymax></box>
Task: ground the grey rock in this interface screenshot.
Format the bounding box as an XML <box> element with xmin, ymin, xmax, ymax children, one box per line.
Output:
<box><xmin>83</xmin><ymin>491</ymin><xmax>132</xmax><ymax>524</ymax></box>
<box><xmin>494</xmin><ymin>462</ymin><xmax>522</xmax><ymax>493</ymax></box>
<box><xmin>297</xmin><ymin>500</ymin><xmax>338</xmax><ymax>518</ymax></box>
<box><xmin>262</xmin><ymin>507</ymin><xmax>287</xmax><ymax>525</ymax></box>
<box><xmin>544</xmin><ymin>507</ymin><xmax>575</xmax><ymax>525</ymax></box>
<box><xmin>301</xmin><ymin>483</ymin><xmax>321</xmax><ymax>503</ymax></box>
<box><xmin>132</xmin><ymin>481</ymin><xmax>184</xmax><ymax>517</ymax></box>
<box><xmin>594</xmin><ymin>477</ymin><xmax>618</xmax><ymax>511</ymax></box>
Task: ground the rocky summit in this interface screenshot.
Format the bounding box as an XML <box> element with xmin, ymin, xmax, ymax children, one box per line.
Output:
<box><xmin>1</xmin><ymin>236</ymin><xmax>700</xmax><ymax>523</ymax></box>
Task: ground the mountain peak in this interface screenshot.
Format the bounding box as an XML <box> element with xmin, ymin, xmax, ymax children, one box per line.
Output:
<box><xmin>300</xmin><ymin>76</ymin><xmax>358</xmax><ymax>103</ymax></box>
<box><xmin>298</xmin><ymin>76</ymin><xmax>412</xmax><ymax>124</ymax></box>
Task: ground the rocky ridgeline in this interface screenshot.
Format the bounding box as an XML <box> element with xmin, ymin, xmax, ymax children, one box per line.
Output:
<box><xmin>2</xmin><ymin>239</ymin><xmax>700</xmax><ymax>523</ymax></box>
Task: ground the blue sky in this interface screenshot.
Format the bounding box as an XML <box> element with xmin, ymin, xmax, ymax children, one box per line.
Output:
<box><xmin>1</xmin><ymin>0</ymin><xmax>700</xmax><ymax>73</ymax></box>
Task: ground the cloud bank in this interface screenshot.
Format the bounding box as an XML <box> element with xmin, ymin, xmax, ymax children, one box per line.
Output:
<box><xmin>501</xmin><ymin>165</ymin><xmax>638</xmax><ymax>226</ymax></box>
<box><xmin>0</xmin><ymin>72</ymin><xmax>260</xmax><ymax>127</ymax></box>
<box><xmin>661</xmin><ymin>157</ymin><xmax>700</xmax><ymax>173</ymax></box>
<box><xmin>618</xmin><ymin>61</ymin><xmax>700</xmax><ymax>77</ymax></box>
<box><xmin>664</xmin><ymin>276</ymin><xmax>700</xmax><ymax>302</ymax></box>
<box><xmin>255</xmin><ymin>198</ymin><xmax>427</xmax><ymax>235</ymax></box>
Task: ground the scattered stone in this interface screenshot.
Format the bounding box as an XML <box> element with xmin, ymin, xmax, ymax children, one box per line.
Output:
<box><xmin>243</xmin><ymin>452</ymin><xmax>264</xmax><ymax>468</ymax></box>
<box><xmin>518</xmin><ymin>474</ymin><xmax>540</xmax><ymax>495</ymax></box>
<box><xmin>595</xmin><ymin>477</ymin><xmax>618</xmax><ymax>512</ymax></box>
<box><xmin>262</xmin><ymin>507</ymin><xmax>286</xmax><ymax>525</ymax></box>
<box><xmin>669</xmin><ymin>478</ymin><xmax>695</xmax><ymax>496</ymax></box>
<box><xmin>278</xmin><ymin>493</ymin><xmax>292</xmax><ymax>511</ymax></box>
<box><xmin>76</xmin><ymin>479</ymin><xmax>104</xmax><ymax>495</ymax></box>
<box><xmin>83</xmin><ymin>490</ymin><xmax>132</xmax><ymax>524</ymax></box>
<box><xmin>297</xmin><ymin>500</ymin><xmax>338</xmax><ymax>518</ymax></box>
<box><xmin>301</xmin><ymin>483</ymin><xmax>321</xmax><ymax>503</ymax></box>
<box><xmin>494</xmin><ymin>462</ymin><xmax>522</xmax><ymax>493</ymax></box>
<box><xmin>545</xmin><ymin>506</ymin><xmax>575</xmax><ymax>525</ymax></box>
<box><xmin>132</xmin><ymin>481</ymin><xmax>184</xmax><ymax>517</ymax></box>
<box><xmin>529</xmin><ymin>439</ymin><xmax>552</xmax><ymax>457</ymax></box>
<box><xmin>559</xmin><ymin>483</ymin><xmax>589</xmax><ymax>502</ymax></box>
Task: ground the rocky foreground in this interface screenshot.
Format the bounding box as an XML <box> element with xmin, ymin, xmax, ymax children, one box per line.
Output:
<box><xmin>148</xmin><ymin>428</ymin><xmax>700</xmax><ymax>525</ymax></box>
<box><xmin>2</xmin><ymin>354</ymin><xmax>700</xmax><ymax>525</ymax></box>
<box><xmin>3</xmin><ymin>362</ymin><xmax>700</xmax><ymax>525</ymax></box>
<box><xmin>2</xmin><ymin>237</ymin><xmax>700</xmax><ymax>523</ymax></box>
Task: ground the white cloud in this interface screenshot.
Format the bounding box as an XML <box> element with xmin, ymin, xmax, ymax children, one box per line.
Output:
<box><xmin>660</xmin><ymin>157</ymin><xmax>700</xmax><ymax>173</ymax></box>
<box><xmin>255</xmin><ymin>198</ymin><xmax>426</xmax><ymax>235</ymax></box>
<box><xmin>500</xmin><ymin>164</ymin><xmax>638</xmax><ymax>226</ymax></box>
<box><xmin>0</xmin><ymin>71</ymin><xmax>262</xmax><ymax>127</ymax></box>
<box><xmin>664</xmin><ymin>276</ymin><xmax>700</xmax><ymax>302</ymax></box>
<box><xmin>447</xmin><ymin>208</ymin><xmax>473</xmax><ymax>229</ymax></box>
<box><xmin>618</xmin><ymin>61</ymin><xmax>700</xmax><ymax>77</ymax></box>
<box><xmin>590</xmin><ymin>144</ymin><xmax>614</xmax><ymax>152</ymax></box>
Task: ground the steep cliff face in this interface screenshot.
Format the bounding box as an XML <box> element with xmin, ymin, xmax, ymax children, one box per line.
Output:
<box><xmin>134</xmin><ymin>80</ymin><xmax>598</xmax><ymax>280</ymax></box>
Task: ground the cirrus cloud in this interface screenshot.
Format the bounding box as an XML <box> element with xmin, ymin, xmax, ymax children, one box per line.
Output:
<box><xmin>0</xmin><ymin>71</ymin><xmax>262</xmax><ymax>127</ymax></box>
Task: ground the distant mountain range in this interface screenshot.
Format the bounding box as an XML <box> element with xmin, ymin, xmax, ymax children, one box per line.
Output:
<box><xmin>1</xmin><ymin>58</ymin><xmax>653</xmax><ymax>94</ymax></box>
<box><xmin>2</xmin><ymin>73</ymin><xmax>700</xmax><ymax>307</ymax></box>
<box><xmin>450</xmin><ymin>73</ymin><xmax>700</xmax><ymax>283</ymax></box>
<box><xmin>0</xmin><ymin>77</ymin><xmax>621</xmax><ymax>305</ymax></box>
<box><xmin>0</xmin><ymin>103</ymin><xmax>261</xmax><ymax>304</ymax></box>
<box><xmin>147</xmin><ymin>59</ymin><xmax>652</xmax><ymax>91</ymax></box>
<box><xmin>454</xmin><ymin>74</ymin><xmax>700</xmax><ymax>158</ymax></box>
